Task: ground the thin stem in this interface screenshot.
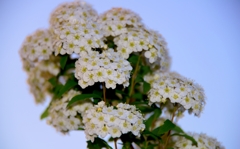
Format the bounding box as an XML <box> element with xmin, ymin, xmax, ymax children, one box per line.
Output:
<box><xmin>130</xmin><ymin>143</ymin><xmax>134</xmax><ymax>149</ymax></box>
<box><xmin>102</xmin><ymin>82</ymin><xmax>106</xmax><ymax>103</ymax></box>
<box><xmin>114</xmin><ymin>138</ymin><xmax>118</xmax><ymax>149</ymax></box>
<box><xmin>127</xmin><ymin>55</ymin><xmax>141</xmax><ymax>104</ymax></box>
<box><xmin>163</xmin><ymin>105</ymin><xmax>179</xmax><ymax>149</ymax></box>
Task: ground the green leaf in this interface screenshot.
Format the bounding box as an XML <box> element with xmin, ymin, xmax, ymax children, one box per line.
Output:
<box><xmin>53</xmin><ymin>84</ymin><xmax>63</xmax><ymax>98</ymax></box>
<box><xmin>171</xmin><ymin>133</ymin><xmax>198</xmax><ymax>147</ymax></box>
<box><xmin>57</xmin><ymin>79</ymin><xmax>77</xmax><ymax>98</ymax></box>
<box><xmin>141</xmin><ymin>66</ymin><xmax>151</xmax><ymax>76</ymax></box>
<box><xmin>64</xmin><ymin>62</ymin><xmax>75</xmax><ymax>70</ymax></box>
<box><xmin>132</xmin><ymin>92</ymin><xmax>143</xmax><ymax>100</ymax></box>
<box><xmin>122</xmin><ymin>142</ymin><xmax>132</xmax><ymax>149</ymax></box>
<box><xmin>48</xmin><ymin>77</ymin><xmax>57</xmax><ymax>86</ymax></box>
<box><xmin>60</xmin><ymin>55</ymin><xmax>68</xmax><ymax>70</ymax></box>
<box><xmin>136</xmin><ymin>105</ymin><xmax>154</xmax><ymax>113</ymax></box>
<box><xmin>152</xmin><ymin>119</ymin><xmax>175</xmax><ymax>136</ymax></box>
<box><xmin>172</xmin><ymin>125</ymin><xmax>184</xmax><ymax>133</ymax></box>
<box><xmin>144</xmin><ymin>108</ymin><xmax>162</xmax><ymax>131</ymax></box>
<box><xmin>77</xmin><ymin>127</ymin><xmax>84</xmax><ymax>130</ymax></box>
<box><xmin>116</xmin><ymin>89</ymin><xmax>128</xmax><ymax>96</ymax></box>
<box><xmin>40</xmin><ymin>106</ymin><xmax>49</xmax><ymax>120</ymax></box>
<box><xmin>108</xmin><ymin>41</ymin><xmax>115</xmax><ymax>48</ymax></box>
<box><xmin>142</xmin><ymin>130</ymin><xmax>159</xmax><ymax>140</ymax></box>
<box><xmin>87</xmin><ymin>137</ymin><xmax>113</xmax><ymax>149</ymax></box>
<box><xmin>93</xmin><ymin>90</ymin><xmax>103</xmax><ymax>97</ymax></box>
<box><xmin>143</xmin><ymin>143</ymin><xmax>158</xmax><ymax>149</ymax></box>
<box><xmin>143</xmin><ymin>81</ymin><xmax>151</xmax><ymax>94</ymax></box>
<box><xmin>135</xmin><ymin>75</ymin><xmax>143</xmax><ymax>83</ymax></box>
<box><xmin>128</xmin><ymin>54</ymin><xmax>139</xmax><ymax>65</ymax></box>
<box><xmin>108</xmin><ymin>137</ymin><xmax>114</xmax><ymax>142</ymax></box>
<box><xmin>67</xmin><ymin>93</ymin><xmax>102</xmax><ymax>107</ymax></box>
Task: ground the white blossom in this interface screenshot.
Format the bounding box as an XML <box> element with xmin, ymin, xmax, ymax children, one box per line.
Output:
<box><xmin>75</xmin><ymin>49</ymin><xmax>132</xmax><ymax>89</ymax></box>
<box><xmin>145</xmin><ymin>72</ymin><xmax>205</xmax><ymax>117</ymax></box>
<box><xmin>83</xmin><ymin>102</ymin><xmax>145</xmax><ymax>142</ymax></box>
<box><xmin>47</xmin><ymin>90</ymin><xmax>93</xmax><ymax>133</ymax></box>
<box><xmin>174</xmin><ymin>132</ymin><xmax>225</xmax><ymax>149</ymax></box>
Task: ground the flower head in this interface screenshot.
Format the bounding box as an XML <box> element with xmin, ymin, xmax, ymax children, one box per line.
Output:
<box><xmin>47</xmin><ymin>90</ymin><xmax>93</xmax><ymax>133</ymax></box>
<box><xmin>75</xmin><ymin>49</ymin><xmax>132</xmax><ymax>89</ymax></box>
<box><xmin>145</xmin><ymin>72</ymin><xmax>205</xmax><ymax>117</ymax></box>
<box><xmin>19</xmin><ymin>29</ymin><xmax>54</xmax><ymax>62</ymax></box>
<box><xmin>174</xmin><ymin>132</ymin><xmax>225</xmax><ymax>149</ymax></box>
<box><xmin>83</xmin><ymin>101</ymin><xmax>145</xmax><ymax>142</ymax></box>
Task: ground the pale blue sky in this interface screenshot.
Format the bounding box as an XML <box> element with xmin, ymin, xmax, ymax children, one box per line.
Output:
<box><xmin>0</xmin><ymin>0</ymin><xmax>239</xmax><ymax>148</ymax></box>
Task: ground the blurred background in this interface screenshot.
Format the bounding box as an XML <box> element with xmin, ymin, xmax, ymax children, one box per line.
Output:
<box><xmin>0</xmin><ymin>0</ymin><xmax>239</xmax><ymax>148</ymax></box>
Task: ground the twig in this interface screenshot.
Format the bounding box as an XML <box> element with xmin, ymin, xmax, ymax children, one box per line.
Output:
<box><xmin>103</xmin><ymin>82</ymin><xmax>106</xmax><ymax>103</ymax></box>
<box><xmin>127</xmin><ymin>55</ymin><xmax>141</xmax><ymax>104</ymax></box>
<box><xmin>114</xmin><ymin>138</ymin><xmax>118</xmax><ymax>149</ymax></box>
<box><xmin>163</xmin><ymin>105</ymin><xmax>179</xmax><ymax>149</ymax></box>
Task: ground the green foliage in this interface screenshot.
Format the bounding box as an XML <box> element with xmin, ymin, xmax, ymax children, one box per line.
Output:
<box><xmin>48</xmin><ymin>77</ymin><xmax>57</xmax><ymax>86</ymax></box>
<box><xmin>142</xmin><ymin>143</ymin><xmax>158</xmax><ymax>149</ymax></box>
<box><xmin>142</xmin><ymin>130</ymin><xmax>159</xmax><ymax>140</ymax></box>
<box><xmin>152</xmin><ymin>119</ymin><xmax>176</xmax><ymax>136</ymax></box>
<box><xmin>132</xmin><ymin>101</ymin><xmax>153</xmax><ymax>113</ymax></box>
<box><xmin>141</xmin><ymin>66</ymin><xmax>151</xmax><ymax>76</ymax></box>
<box><xmin>128</xmin><ymin>54</ymin><xmax>139</xmax><ymax>65</ymax></box>
<box><xmin>77</xmin><ymin>127</ymin><xmax>84</xmax><ymax>130</ymax></box>
<box><xmin>40</xmin><ymin>106</ymin><xmax>49</xmax><ymax>120</ymax></box>
<box><xmin>132</xmin><ymin>92</ymin><xmax>143</xmax><ymax>100</ymax></box>
<box><xmin>144</xmin><ymin>108</ymin><xmax>162</xmax><ymax>131</ymax></box>
<box><xmin>67</xmin><ymin>93</ymin><xmax>102</xmax><ymax>107</ymax></box>
<box><xmin>57</xmin><ymin>79</ymin><xmax>78</xmax><ymax>98</ymax></box>
<box><xmin>115</xmin><ymin>89</ymin><xmax>128</xmax><ymax>97</ymax></box>
<box><xmin>172</xmin><ymin>125</ymin><xmax>184</xmax><ymax>133</ymax></box>
<box><xmin>151</xmin><ymin>119</ymin><xmax>198</xmax><ymax>147</ymax></box>
<box><xmin>143</xmin><ymin>81</ymin><xmax>151</xmax><ymax>94</ymax></box>
<box><xmin>122</xmin><ymin>142</ymin><xmax>132</xmax><ymax>149</ymax></box>
<box><xmin>60</xmin><ymin>55</ymin><xmax>68</xmax><ymax>70</ymax></box>
<box><xmin>87</xmin><ymin>137</ymin><xmax>113</xmax><ymax>149</ymax></box>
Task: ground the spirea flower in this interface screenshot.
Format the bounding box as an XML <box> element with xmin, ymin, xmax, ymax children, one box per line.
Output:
<box><xmin>113</xmin><ymin>28</ymin><xmax>170</xmax><ymax>71</ymax></box>
<box><xmin>98</xmin><ymin>8</ymin><xmax>143</xmax><ymax>37</ymax></box>
<box><xmin>47</xmin><ymin>90</ymin><xmax>93</xmax><ymax>132</ymax></box>
<box><xmin>82</xmin><ymin>101</ymin><xmax>145</xmax><ymax>142</ymax></box>
<box><xmin>26</xmin><ymin>56</ymin><xmax>60</xmax><ymax>104</ymax></box>
<box><xmin>145</xmin><ymin>72</ymin><xmax>205</xmax><ymax>116</ymax></box>
<box><xmin>174</xmin><ymin>132</ymin><xmax>225</xmax><ymax>149</ymax></box>
<box><xmin>75</xmin><ymin>49</ymin><xmax>132</xmax><ymax>89</ymax></box>
<box><xmin>19</xmin><ymin>29</ymin><xmax>54</xmax><ymax>62</ymax></box>
<box><xmin>50</xmin><ymin>1</ymin><xmax>104</xmax><ymax>55</ymax></box>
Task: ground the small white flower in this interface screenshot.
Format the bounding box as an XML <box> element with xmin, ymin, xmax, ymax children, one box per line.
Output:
<box><xmin>146</xmin><ymin>72</ymin><xmax>205</xmax><ymax>117</ymax></box>
<box><xmin>119</xmin><ymin>120</ymin><xmax>132</xmax><ymax>134</ymax></box>
<box><xmin>98</xmin><ymin>125</ymin><xmax>109</xmax><ymax>138</ymax></box>
<box><xmin>109</xmin><ymin>126</ymin><xmax>122</xmax><ymax>138</ymax></box>
<box><xmin>66</xmin><ymin>116</ymin><xmax>81</xmax><ymax>130</ymax></box>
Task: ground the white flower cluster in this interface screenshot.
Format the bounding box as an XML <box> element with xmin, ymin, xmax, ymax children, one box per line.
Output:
<box><xmin>75</xmin><ymin>49</ymin><xmax>132</xmax><ymax>89</ymax></box>
<box><xmin>83</xmin><ymin>101</ymin><xmax>145</xmax><ymax>142</ymax></box>
<box><xmin>50</xmin><ymin>1</ymin><xmax>104</xmax><ymax>55</ymax></box>
<box><xmin>145</xmin><ymin>72</ymin><xmax>205</xmax><ymax>116</ymax></box>
<box><xmin>26</xmin><ymin>57</ymin><xmax>60</xmax><ymax>104</ymax></box>
<box><xmin>49</xmin><ymin>1</ymin><xmax>171</xmax><ymax>69</ymax></box>
<box><xmin>174</xmin><ymin>132</ymin><xmax>225</xmax><ymax>149</ymax></box>
<box><xmin>47</xmin><ymin>90</ymin><xmax>93</xmax><ymax>132</ymax></box>
<box><xmin>114</xmin><ymin>28</ymin><xmax>170</xmax><ymax>70</ymax></box>
<box><xmin>19</xmin><ymin>29</ymin><xmax>54</xmax><ymax>62</ymax></box>
<box><xmin>98</xmin><ymin>8</ymin><xmax>143</xmax><ymax>36</ymax></box>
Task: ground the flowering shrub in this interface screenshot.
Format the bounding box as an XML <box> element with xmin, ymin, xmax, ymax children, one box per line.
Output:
<box><xmin>19</xmin><ymin>1</ymin><xmax>224</xmax><ymax>149</ymax></box>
